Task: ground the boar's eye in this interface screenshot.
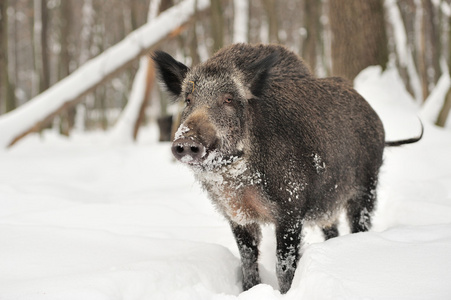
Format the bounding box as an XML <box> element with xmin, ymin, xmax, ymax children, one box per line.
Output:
<box><xmin>185</xmin><ymin>94</ymin><xmax>193</xmax><ymax>106</ymax></box>
<box><xmin>223</xmin><ymin>94</ymin><xmax>233</xmax><ymax>105</ymax></box>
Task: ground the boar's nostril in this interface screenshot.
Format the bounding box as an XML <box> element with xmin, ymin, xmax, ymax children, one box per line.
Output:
<box><xmin>190</xmin><ymin>146</ymin><xmax>199</xmax><ymax>154</ymax></box>
<box><xmin>171</xmin><ymin>138</ymin><xmax>205</xmax><ymax>164</ymax></box>
<box><xmin>175</xmin><ymin>146</ymin><xmax>184</xmax><ymax>154</ymax></box>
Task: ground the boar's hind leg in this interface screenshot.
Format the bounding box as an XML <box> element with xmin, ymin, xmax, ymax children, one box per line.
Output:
<box><xmin>275</xmin><ymin>217</ymin><xmax>303</xmax><ymax>294</ymax></box>
<box><xmin>230</xmin><ymin>221</ymin><xmax>262</xmax><ymax>291</ymax></box>
<box><xmin>322</xmin><ymin>223</ymin><xmax>339</xmax><ymax>240</ymax></box>
<box><xmin>347</xmin><ymin>179</ymin><xmax>377</xmax><ymax>233</ymax></box>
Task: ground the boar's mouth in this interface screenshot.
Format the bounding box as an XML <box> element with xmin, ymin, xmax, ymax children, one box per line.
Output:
<box><xmin>171</xmin><ymin>137</ymin><xmax>243</xmax><ymax>169</ymax></box>
<box><xmin>201</xmin><ymin>149</ymin><xmax>244</xmax><ymax>170</ymax></box>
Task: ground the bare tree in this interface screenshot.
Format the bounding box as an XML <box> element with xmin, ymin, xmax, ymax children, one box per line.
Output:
<box><xmin>32</xmin><ymin>0</ymin><xmax>50</xmax><ymax>96</ymax></box>
<box><xmin>436</xmin><ymin>16</ymin><xmax>451</xmax><ymax>127</ymax></box>
<box><xmin>302</xmin><ymin>0</ymin><xmax>322</xmax><ymax>74</ymax></box>
<box><xmin>261</xmin><ymin>0</ymin><xmax>279</xmax><ymax>43</ymax></box>
<box><xmin>233</xmin><ymin>0</ymin><xmax>249</xmax><ymax>43</ymax></box>
<box><xmin>437</xmin><ymin>85</ymin><xmax>451</xmax><ymax>127</ymax></box>
<box><xmin>210</xmin><ymin>0</ymin><xmax>224</xmax><ymax>52</ymax></box>
<box><xmin>110</xmin><ymin>0</ymin><xmax>178</xmax><ymax>143</ymax></box>
<box><xmin>1</xmin><ymin>0</ymin><xmax>16</xmax><ymax>114</ymax></box>
<box><xmin>135</xmin><ymin>0</ymin><xmax>174</xmax><ymax>141</ymax></box>
<box><xmin>0</xmin><ymin>0</ymin><xmax>210</xmax><ymax>148</ymax></box>
<box><xmin>3</xmin><ymin>0</ymin><xmax>451</xmax><ymax>145</ymax></box>
<box><xmin>329</xmin><ymin>0</ymin><xmax>389</xmax><ymax>81</ymax></box>
<box><xmin>417</xmin><ymin>0</ymin><xmax>441</xmax><ymax>101</ymax></box>
<box><xmin>57</xmin><ymin>0</ymin><xmax>76</xmax><ymax>135</ymax></box>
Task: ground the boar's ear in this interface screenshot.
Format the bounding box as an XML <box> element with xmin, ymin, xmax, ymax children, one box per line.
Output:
<box><xmin>248</xmin><ymin>52</ymin><xmax>279</xmax><ymax>98</ymax></box>
<box><xmin>152</xmin><ymin>51</ymin><xmax>189</xmax><ymax>97</ymax></box>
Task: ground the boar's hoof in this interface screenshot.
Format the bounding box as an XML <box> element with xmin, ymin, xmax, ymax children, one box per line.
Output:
<box><xmin>172</xmin><ymin>138</ymin><xmax>206</xmax><ymax>164</ymax></box>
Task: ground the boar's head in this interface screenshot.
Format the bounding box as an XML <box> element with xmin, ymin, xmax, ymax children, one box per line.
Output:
<box><xmin>152</xmin><ymin>50</ymin><xmax>277</xmax><ymax>170</ymax></box>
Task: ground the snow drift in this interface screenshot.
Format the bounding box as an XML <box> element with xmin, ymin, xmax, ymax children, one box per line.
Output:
<box><xmin>0</xmin><ymin>66</ymin><xmax>451</xmax><ymax>299</ymax></box>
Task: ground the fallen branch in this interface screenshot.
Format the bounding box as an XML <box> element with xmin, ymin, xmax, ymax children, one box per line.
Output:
<box><xmin>0</xmin><ymin>0</ymin><xmax>209</xmax><ymax>148</ymax></box>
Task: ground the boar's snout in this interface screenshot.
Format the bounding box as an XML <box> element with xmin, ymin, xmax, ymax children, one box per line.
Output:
<box><xmin>172</xmin><ymin>138</ymin><xmax>206</xmax><ymax>164</ymax></box>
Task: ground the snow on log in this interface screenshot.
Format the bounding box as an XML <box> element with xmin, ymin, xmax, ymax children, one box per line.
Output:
<box><xmin>0</xmin><ymin>0</ymin><xmax>209</xmax><ymax>149</ymax></box>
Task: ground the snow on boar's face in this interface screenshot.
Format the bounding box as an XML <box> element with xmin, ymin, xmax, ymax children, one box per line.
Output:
<box><xmin>152</xmin><ymin>50</ymin><xmax>277</xmax><ymax>170</ymax></box>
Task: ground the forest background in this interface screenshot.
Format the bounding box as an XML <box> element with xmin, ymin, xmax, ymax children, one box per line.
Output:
<box><xmin>0</xmin><ymin>0</ymin><xmax>450</xmax><ymax>147</ymax></box>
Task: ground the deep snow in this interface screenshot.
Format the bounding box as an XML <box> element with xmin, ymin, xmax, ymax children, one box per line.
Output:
<box><xmin>1</xmin><ymin>66</ymin><xmax>451</xmax><ymax>299</ymax></box>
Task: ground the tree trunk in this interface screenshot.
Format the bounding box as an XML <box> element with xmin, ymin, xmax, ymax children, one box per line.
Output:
<box><xmin>157</xmin><ymin>115</ymin><xmax>173</xmax><ymax>142</ymax></box>
<box><xmin>32</xmin><ymin>0</ymin><xmax>50</xmax><ymax>95</ymax></box>
<box><xmin>417</xmin><ymin>0</ymin><xmax>429</xmax><ymax>101</ymax></box>
<box><xmin>58</xmin><ymin>0</ymin><xmax>75</xmax><ymax>136</ymax></box>
<box><xmin>210</xmin><ymin>0</ymin><xmax>224</xmax><ymax>52</ymax></box>
<box><xmin>59</xmin><ymin>0</ymin><xmax>72</xmax><ymax>80</ymax></box>
<box><xmin>233</xmin><ymin>0</ymin><xmax>249</xmax><ymax>43</ymax></box>
<box><xmin>436</xmin><ymin>16</ymin><xmax>451</xmax><ymax>127</ymax></box>
<box><xmin>134</xmin><ymin>0</ymin><xmax>173</xmax><ymax>141</ymax></box>
<box><xmin>302</xmin><ymin>0</ymin><xmax>321</xmax><ymax>74</ymax></box>
<box><xmin>133</xmin><ymin>57</ymin><xmax>157</xmax><ymax>140</ymax></box>
<box><xmin>79</xmin><ymin>0</ymin><xmax>95</xmax><ymax>65</ymax></box>
<box><xmin>436</xmin><ymin>89</ymin><xmax>451</xmax><ymax>127</ymax></box>
<box><xmin>262</xmin><ymin>0</ymin><xmax>279</xmax><ymax>44</ymax></box>
<box><xmin>329</xmin><ymin>0</ymin><xmax>388</xmax><ymax>81</ymax></box>
<box><xmin>40</xmin><ymin>0</ymin><xmax>49</xmax><ymax>92</ymax></box>
<box><xmin>391</xmin><ymin>0</ymin><xmax>423</xmax><ymax>102</ymax></box>
<box><xmin>189</xmin><ymin>18</ymin><xmax>201</xmax><ymax>66</ymax></box>
<box><xmin>0</xmin><ymin>0</ymin><xmax>211</xmax><ymax>148</ymax></box>
<box><xmin>417</xmin><ymin>0</ymin><xmax>440</xmax><ymax>102</ymax></box>
<box><xmin>0</xmin><ymin>0</ymin><xmax>16</xmax><ymax>114</ymax></box>
<box><xmin>129</xmin><ymin>0</ymin><xmax>139</xmax><ymax>30</ymax></box>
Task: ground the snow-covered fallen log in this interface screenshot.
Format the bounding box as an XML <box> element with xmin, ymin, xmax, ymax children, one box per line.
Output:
<box><xmin>0</xmin><ymin>0</ymin><xmax>209</xmax><ymax>149</ymax></box>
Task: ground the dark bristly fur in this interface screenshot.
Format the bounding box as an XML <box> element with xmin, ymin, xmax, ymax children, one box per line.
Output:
<box><xmin>152</xmin><ymin>43</ymin><xmax>422</xmax><ymax>294</ymax></box>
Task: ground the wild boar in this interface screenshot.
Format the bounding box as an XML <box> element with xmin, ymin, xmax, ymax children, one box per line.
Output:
<box><xmin>152</xmin><ymin>43</ymin><xmax>422</xmax><ymax>293</ymax></box>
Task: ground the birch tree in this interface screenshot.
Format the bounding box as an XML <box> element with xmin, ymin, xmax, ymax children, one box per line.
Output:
<box><xmin>233</xmin><ymin>0</ymin><xmax>248</xmax><ymax>43</ymax></box>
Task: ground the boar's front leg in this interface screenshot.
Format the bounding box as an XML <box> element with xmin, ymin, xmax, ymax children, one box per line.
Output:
<box><xmin>230</xmin><ymin>221</ymin><xmax>262</xmax><ymax>291</ymax></box>
<box><xmin>275</xmin><ymin>217</ymin><xmax>303</xmax><ymax>294</ymax></box>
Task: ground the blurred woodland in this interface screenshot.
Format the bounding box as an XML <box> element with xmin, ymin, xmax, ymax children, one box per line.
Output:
<box><xmin>0</xmin><ymin>0</ymin><xmax>450</xmax><ymax>146</ymax></box>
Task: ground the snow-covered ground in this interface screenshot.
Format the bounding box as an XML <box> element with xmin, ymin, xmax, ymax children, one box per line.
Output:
<box><xmin>1</xmin><ymin>67</ymin><xmax>451</xmax><ymax>299</ymax></box>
